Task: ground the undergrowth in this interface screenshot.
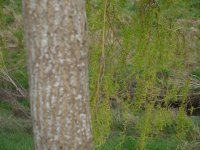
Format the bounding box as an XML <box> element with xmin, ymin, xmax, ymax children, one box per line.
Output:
<box><xmin>87</xmin><ymin>0</ymin><xmax>200</xmax><ymax>149</ymax></box>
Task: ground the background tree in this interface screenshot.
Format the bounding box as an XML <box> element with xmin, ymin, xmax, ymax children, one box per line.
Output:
<box><xmin>23</xmin><ymin>0</ymin><xmax>93</xmax><ymax>149</ymax></box>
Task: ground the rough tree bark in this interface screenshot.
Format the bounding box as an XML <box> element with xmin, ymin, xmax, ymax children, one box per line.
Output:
<box><xmin>23</xmin><ymin>0</ymin><xmax>93</xmax><ymax>149</ymax></box>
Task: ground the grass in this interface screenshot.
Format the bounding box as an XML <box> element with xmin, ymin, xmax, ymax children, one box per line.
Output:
<box><xmin>0</xmin><ymin>131</ymin><xmax>198</xmax><ymax>150</ymax></box>
<box><xmin>0</xmin><ymin>106</ymin><xmax>33</xmax><ymax>150</ymax></box>
<box><xmin>0</xmin><ymin>132</ymin><xmax>34</xmax><ymax>150</ymax></box>
<box><xmin>0</xmin><ymin>100</ymin><xmax>32</xmax><ymax>148</ymax></box>
<box><xmin>96</xmin><ymin>135</ymin><xmax>181</xmax><ymax>150</ymax></box>
<box><xmin>192</xmin><ymin>70</ymin><xmax>200</xmax><ymax>78</ymax></box>
<box><xmin>1</xmin><ymin>97</ymin><xmax>198</xmax><ymax>150</ymax></box>
<box><xmin>192</xmin><ymin>116</ymin><xmax>200</xmax><ymax>127</ymax></box>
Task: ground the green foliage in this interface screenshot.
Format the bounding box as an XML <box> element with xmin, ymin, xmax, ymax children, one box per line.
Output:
<box><xmin>88</xmin><ymin>0</ymin><xmax>199</xmax><ymax>149</ymax></box>
<box><xmin>0</xmin><ymin>0</ymin><xmax>199</xmax><ymax>150</ymax></box>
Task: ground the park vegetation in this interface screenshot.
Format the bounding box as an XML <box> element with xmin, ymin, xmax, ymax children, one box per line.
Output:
<box><xmin>0</xmin><ymin>0</ymin><xmax>200</xmax><ymax>149</ymax></box>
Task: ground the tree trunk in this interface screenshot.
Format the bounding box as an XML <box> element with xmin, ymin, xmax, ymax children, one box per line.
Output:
<box><xmin>23</xmin><ymin>0</ymin><xmax>93</xmax><ymax>149</ymax></box>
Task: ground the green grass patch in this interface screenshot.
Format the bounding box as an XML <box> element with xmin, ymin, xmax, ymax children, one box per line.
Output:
<box><xmin>191</xmin><ymin>116</ymin><xmax>200</xmax><ymax>127</ymax></box>
<box><xmin>0</xmin><ymin>101</ymin><xmax>12</xmax><ymax>110</ymax></box>
<box><xmin>0</xmin><ymin>132</ymin><xmax>34</xmax><ymax>150</ymax></box>
<box><xmin>96</xmin><ymin>136</ymin><xmax>137</xmax><ymax>150</ymax></box>
<box><xmin>191</xmin><ymin>70</ymin><xmax>200</xmax><ymax>78</ymax></box>
<box><xmin>17</xmin><ymin>98</ymin><xmax>30</xmax><ymax>108</ymax></box>
<box><xmin>0</xmin><ymin>108</ymin><xmax>12</xmax><ymax>118</ymax></box>
<box><xmin>96</xmin><ymin>135</ymin><xmax>182</xmax><ymax>150</ymax></box>
<box><xmin>3</xmin><ymin>15</ymin><xmax>15</xmax><ymax>25</ymax></box>
<box><xmin>146</xmin><ymin>138</ymin><xmax>180</xmax><ymax>150</ymax></box>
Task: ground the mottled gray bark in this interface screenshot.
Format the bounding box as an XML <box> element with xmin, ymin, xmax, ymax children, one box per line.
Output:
<box><xmin>23</xmin><ymin>0</ymin><xmax>93</xmax><ymax>149</ymax></box>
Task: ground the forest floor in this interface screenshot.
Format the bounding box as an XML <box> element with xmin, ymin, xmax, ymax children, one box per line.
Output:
<box><xmin>0</xmin><ymin>105</ymin><xmax>200</xmax><ymax>150</ymax></box>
